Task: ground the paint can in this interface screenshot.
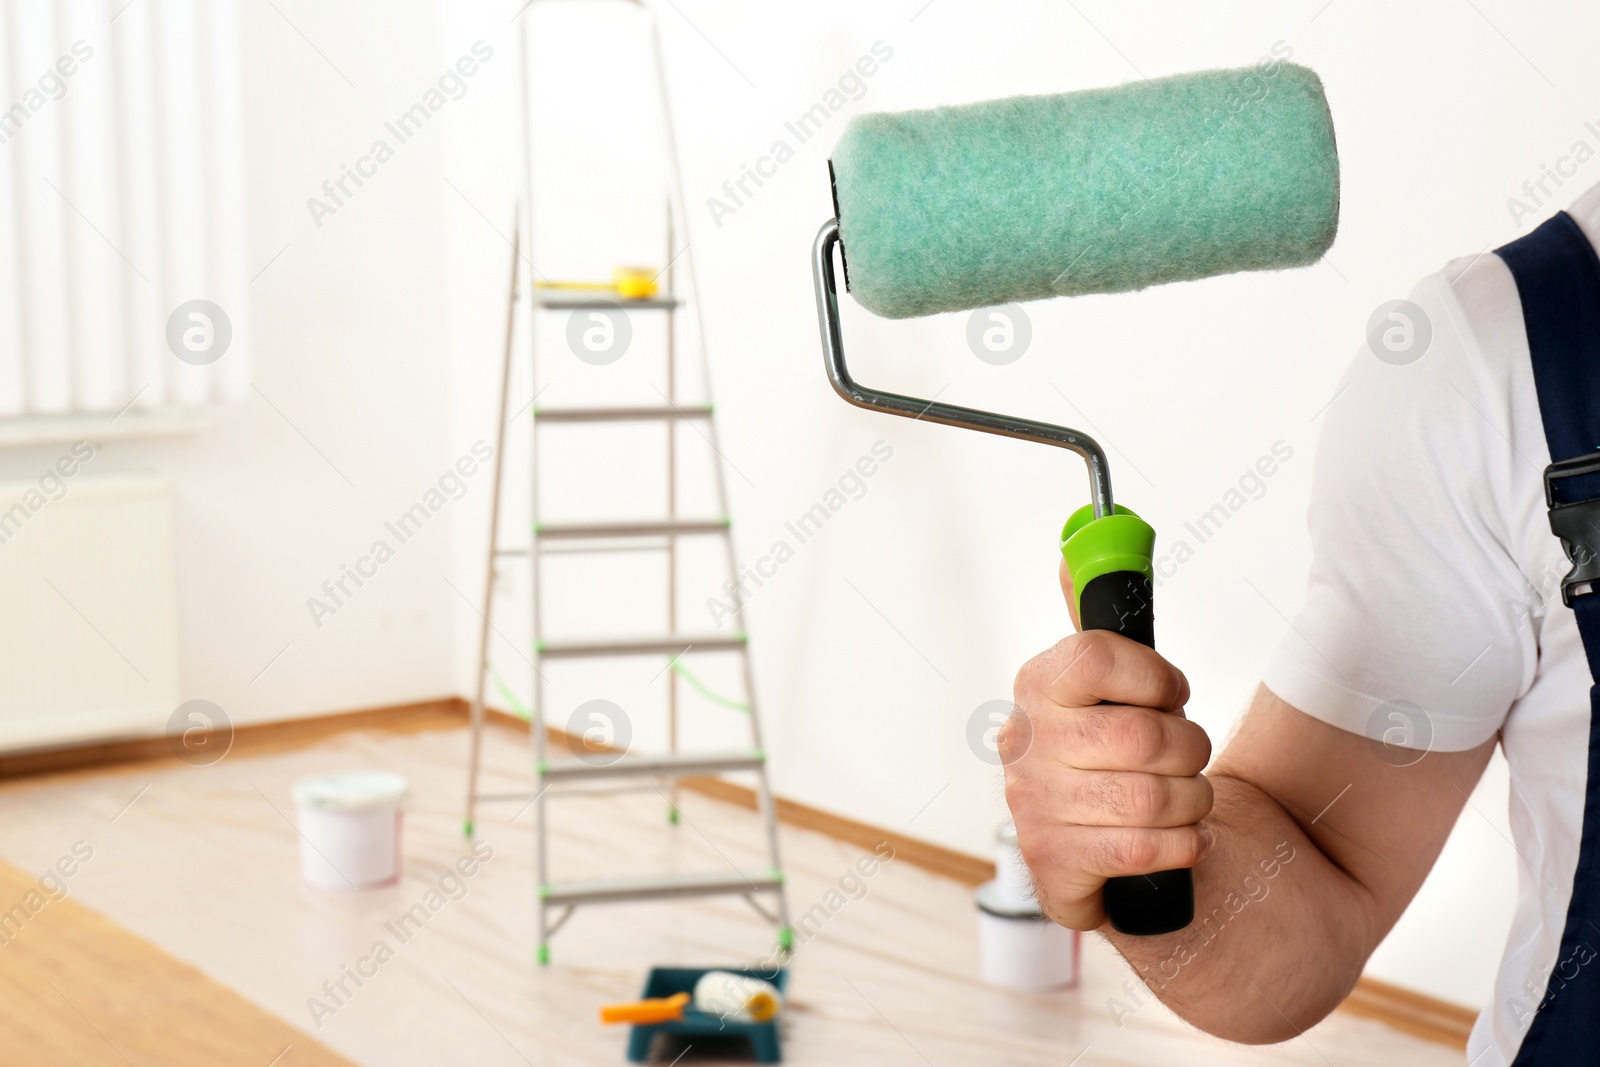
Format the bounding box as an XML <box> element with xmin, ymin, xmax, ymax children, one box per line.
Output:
<box><xmin>976</xmin><ymin>822</ymin><xmax>1079</xmax><ymax>990</ymax></box>
<box><xmin>292</xmin><ymin>771</ymin><xmax>407</xmax><ymax>889</ymax></box>
<box><xmin>993</xmin><ymin>820</ymin><xmax>1036</xmax><ymax>910</ymax></box>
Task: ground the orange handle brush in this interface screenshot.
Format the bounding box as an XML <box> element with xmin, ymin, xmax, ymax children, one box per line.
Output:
<box><xmin>599</xmin><ymin>991</ymin><xmax>689</xmax><ymax>1026</ymax></box>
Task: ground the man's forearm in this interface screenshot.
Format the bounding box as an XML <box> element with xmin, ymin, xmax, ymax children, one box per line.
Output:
<box><xmin>1102</xmin><ymin>774</ymin><xmax>1376</xmax><ymax>1044</ymax></box>
<box><xmin>1007</xmin><ymin>648</ymin><xmax>1477</xmax><ymax>1044</ymax></box>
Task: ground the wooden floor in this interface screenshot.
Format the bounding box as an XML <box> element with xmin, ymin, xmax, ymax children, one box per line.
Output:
<box><xmin>0</xmin><ymin>857</ymin><xmax>355</xmax><ymax>1066</ymax></box>
<box><xmin>0</xmin><ymin>723</ymin><xmax>1463</xmax><ymax>1066</ymax></box>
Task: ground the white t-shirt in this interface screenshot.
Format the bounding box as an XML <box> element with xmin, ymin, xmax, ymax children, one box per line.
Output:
<box><xmin>1262</xmin><ymin>182</ymin><xmax>1600</xmax><ymax>1066</ymax></box>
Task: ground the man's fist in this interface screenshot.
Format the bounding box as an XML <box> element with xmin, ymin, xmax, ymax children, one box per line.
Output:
<box><xmin>1003</xmin><ymin>628</ymin><xmax>1214</xmax><ymax>931</ymax></box>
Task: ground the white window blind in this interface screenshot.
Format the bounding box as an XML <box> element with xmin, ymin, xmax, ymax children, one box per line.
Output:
<box><xmin>0</xmin><ymin>0</ymin><xmax>250</xmax><ymax>417</ymax></box>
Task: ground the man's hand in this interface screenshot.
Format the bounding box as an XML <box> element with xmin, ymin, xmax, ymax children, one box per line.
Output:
<box><xmin>1004</xmin><ymin>626</ymin><xmax>1215</xmax><ymax>930</ymax></box>
<box><xmin>997</xmin><ymin>567</ymin><xmax>1498</xmax><ymax>1044</ymax></box>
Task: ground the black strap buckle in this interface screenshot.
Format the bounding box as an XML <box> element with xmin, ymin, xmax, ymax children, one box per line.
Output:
<box><xmin>1545</xmin><ymin>452</ymin><xmax>1600</xmax><ymax>606</ymax></box>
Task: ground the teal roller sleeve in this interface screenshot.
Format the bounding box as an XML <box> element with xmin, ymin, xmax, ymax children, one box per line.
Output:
<box><xmin>828</xmin><ymin>62</ymin><xmax>1340</xmax><ymax>319</ymax></box>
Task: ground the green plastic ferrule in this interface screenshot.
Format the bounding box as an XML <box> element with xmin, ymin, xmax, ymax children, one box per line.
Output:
<box><xmin>1060</xmin><ymin>504</ymin><xmax>1156</xmax><ymax>617</ymax></box>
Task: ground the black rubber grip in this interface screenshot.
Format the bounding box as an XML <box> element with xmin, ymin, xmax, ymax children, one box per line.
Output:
<box><xmin>1078</xmin><ymin>570</ymin><xmax>1195</xmax><ymax>937</ymax></box>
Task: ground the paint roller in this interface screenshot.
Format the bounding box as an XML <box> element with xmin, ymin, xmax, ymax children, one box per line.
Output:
<box><xmin>811</xmin><ymin>62</ymin><xmax>1339</xmax><ymax>936</ymax></box>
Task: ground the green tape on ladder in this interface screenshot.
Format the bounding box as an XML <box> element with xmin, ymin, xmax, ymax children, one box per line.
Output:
<box><xmin>488</xmin><ymin>663</ymin><xmax>533</xmax><ymax>721</ymax></box>
<box><xmin>670</xmin><ymin>660</ymin><xmax>750</xmax><ymax>713</ymax></box>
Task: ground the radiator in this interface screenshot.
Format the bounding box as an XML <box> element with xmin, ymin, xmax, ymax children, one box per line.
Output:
<box><xmin>0</xmin><ymin>0</ymin><xmax>251</xmax><ymax>416</ymax></box>
<box><xmin>0</xmin><ymin>471</ymin><xmax>182</xmax><ymax>751</ymax></box>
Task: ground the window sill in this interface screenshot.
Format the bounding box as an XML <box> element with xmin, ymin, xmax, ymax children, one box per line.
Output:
<box><xmin>0</xmin><ymin>408</ymin><xmax>215</xmax><ymax>448</ymax></box>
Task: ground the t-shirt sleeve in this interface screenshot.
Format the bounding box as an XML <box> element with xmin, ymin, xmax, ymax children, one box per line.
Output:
<box><xmin>1261</xmin><ymin>267</ymin><xmax>1537</xmax><ymax>752</ymax></box>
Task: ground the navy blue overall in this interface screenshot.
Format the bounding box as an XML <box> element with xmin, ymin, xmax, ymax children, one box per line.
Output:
<box><xmin>1497</xmin><ymin>211</ymin><xmax>1600</xmax><ymax>1064</ymax></box>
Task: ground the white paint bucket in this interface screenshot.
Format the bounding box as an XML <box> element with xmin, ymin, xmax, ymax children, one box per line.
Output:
<box><xmin>292</xmin><ymin>771</ymin><xmax>408</xmax><ymax>890</ymax></box>
<box><xmin>976</xmin><ymin>823</ymin><xmax>1079</xmax><ymax>990</ymax></box>
<box><xmin>993</xmin><ymin>821</ymin><xmax>1036</xmax><ymax>911</ymax></box>
<box><xmin>976</xmin><ymin>880</ymin><xmax>1081</xmax><ymax>990</ymax></box>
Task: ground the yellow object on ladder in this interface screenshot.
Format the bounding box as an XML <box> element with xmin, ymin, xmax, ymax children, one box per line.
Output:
<box><xmin>535</xmin><ymin>266</ymin><xmax>660</xmax><ymax>301</ymax></box>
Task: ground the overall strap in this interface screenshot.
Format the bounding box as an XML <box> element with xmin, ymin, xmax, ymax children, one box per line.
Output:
<box><xmin>1497</xmin><ymin>210</ymin><xmax>1600</xmax><ymax>1065</ymax></box>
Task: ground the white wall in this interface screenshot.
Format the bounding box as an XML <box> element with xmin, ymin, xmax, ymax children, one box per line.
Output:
<box><xmin>174</xmin><ymin>0</ymin><xmax>466</xmax><ymax>719</ymax></box>
<box><xmin>429</xmin><ymin>0</ymin><xmax>1600</xmax><ymax>1010</ymax></box>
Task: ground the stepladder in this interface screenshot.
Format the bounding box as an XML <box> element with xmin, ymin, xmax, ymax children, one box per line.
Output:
<box><xmin>461</xmin><ymin>0</ymin><xmax>792</xmax><ymax>965</ymax></box>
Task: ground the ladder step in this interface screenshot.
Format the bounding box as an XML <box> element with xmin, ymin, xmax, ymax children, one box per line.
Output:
<box><xmin>538</xmin><ymin>633</ymin><xmax>746</xmax><ymax>659</ymax></box>
<box><xmin>542</xmin><ymin>749</ymin><xmax>763</xmax><ymax>782</ymax></box>
<box><xmin>543</xmin><ymin>870</ymin><xmax>782</xmax><ymax>907</ymax></box>
<box><xmin>536</xmin><ymin>518</ymin><xmax>729</xmax><ymax>540</ymax></box>
<box><xmin>534</xmin><ymin>404</ymin><xmax>712</xmax><ymax>424</ymax></box>
<box><xmin>536</xmin><ymin>295</ymin><xmax>682</xmax><ymax>310</ymax></box>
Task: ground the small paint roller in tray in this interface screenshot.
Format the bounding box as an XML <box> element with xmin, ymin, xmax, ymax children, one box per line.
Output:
<box><xmin>600</xmin><ymin>970</ymin><xmax>783</xmax><ymax>1026</ymax></box>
